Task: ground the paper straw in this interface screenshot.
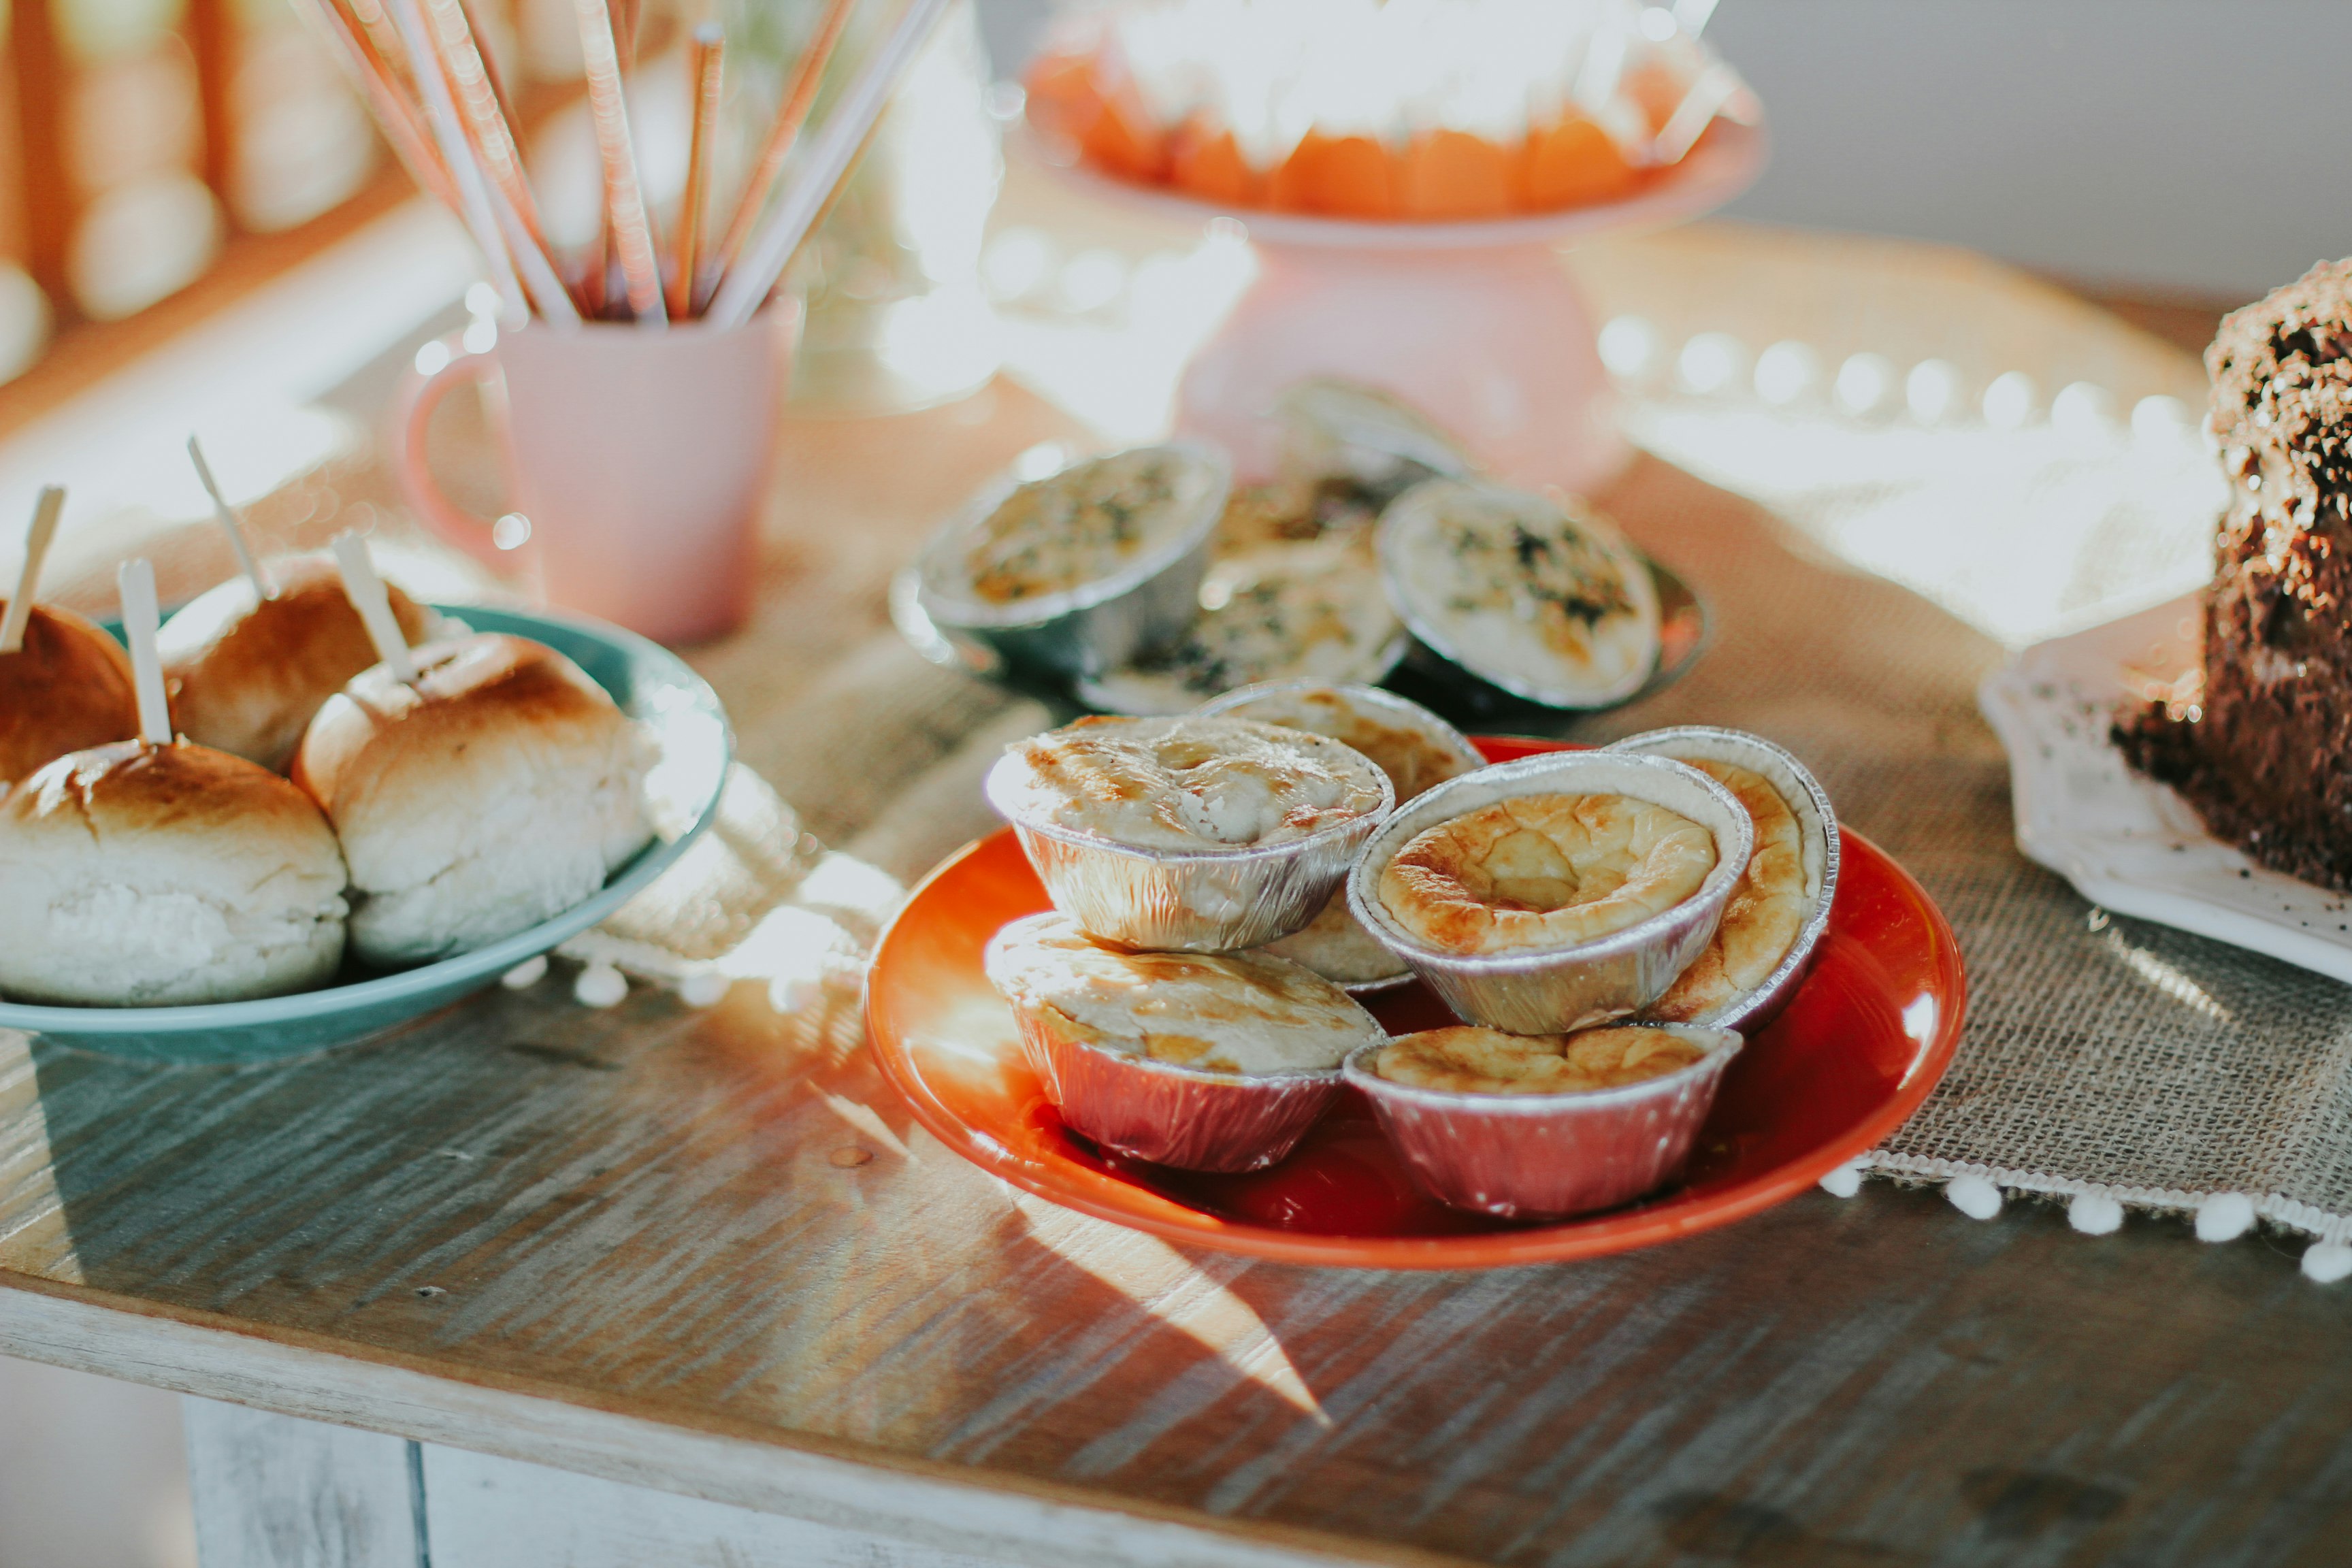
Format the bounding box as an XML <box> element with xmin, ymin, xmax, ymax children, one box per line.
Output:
<box><xmin>421</xmin><ymin>0</ymin><xmax>580</xmax><ymax>322</ymax></box>
<box><xmin>116</xmin><ymin>559</ymin><xmax>172</xmax><ymax>746</ymax></box>
<box><xmin>330</xmin><ymin>533</ymin><xmax>419</xmax><ymax>685</ymax></box>
<box><xmin>706</xmin><ymin>0</ymin><xmax>949</xmax><ymax>329</ymax></box>
<box><xmin>186</xmin><ymin>437</ymin><xmax>276</xmax><ymax>601</ymax></box>
<box><xmin>670</xmin><ymin>24</ymin><xmax>725</xmax><ymax>320</ymax></box>
<box><xmin>573</xmin><ymin>0</ymin><xmax>668</xmax><ymax>326</ymax></box>
<box><xmin>709</xmin><ymin>0</ymin><xmax>856</xmax><ymax>284</ymax></box>
<box><xmin>452</xmin><ymin>0</ymin><xmax>517</xmax><ymax>128</ymax></box>
<box><xmin>298</xmin><ymin>0</ymin><xmax>462</xmax><ymax>210</ymax></box>
<box><xmin>0</xmin><ymin>487</ymin><xmax>65</xmax><ymax>654</ymax></box>
<box><xmin>382</xmin><ymin>0</ymin><xmax>530</xmax><ymax>323</ymax></box>
<box><xmin>485</xmin><ymin>179</ymin><xmax>582</xmax><ymax>324</ymax></box>
<box><xmin>614</xmin><ymin>0</ymin><xmax>642</xmax><ymax>69</ymax></box>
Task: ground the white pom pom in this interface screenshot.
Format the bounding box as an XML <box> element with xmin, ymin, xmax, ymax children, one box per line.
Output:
<box><xmin>500</xmin><ymin>954</ymin><xmax>548</xmax><ymax>990</ymax></box>
<box><xmin>574</xmin><ymin>964</ymin><xmax>629</xmax><ymax>1009</ymax></box>
<box><xmin>2302</xmin><ymin>1241</ymin><xmax>2352</xmax><ymax>1284</ymax></box>
<box><xmin>2195</xmin><ymin>1192</ymin><xmax>2255</xmax><ymax>1242</ymax></box>
<box><xmin>678</xmin><ymin>971</ymin><xmax>730</xmax><ymax>1009</ymax></box>
<box><xmin>2068</xmin><ymin>1192</ymin><xmax>2123</xmax><ymax>1235</ymax></box>
<box><xmin>1945</xmin><ymin>1174</ymin><xmax>2003</xmax><ymax>1220</ymax></box>
<box><xmin>1817</xmin><ymin>1160</ymin><xmax>1864</xmax><ymax>1198</ymax></box>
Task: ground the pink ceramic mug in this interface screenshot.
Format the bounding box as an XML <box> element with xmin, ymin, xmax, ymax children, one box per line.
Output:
<box><xmin>391</xmin><ymin>308</ymin><xmax>796</xmax><ymax>645</ymax></box>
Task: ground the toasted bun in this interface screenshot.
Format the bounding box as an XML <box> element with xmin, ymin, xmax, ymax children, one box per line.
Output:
<box><xmin>159</xmin><ymin>555</ymin><xmax>435</xmax><ymax>772</ymax></box>
<box><xmin>0</xmin><ymin>602</ymin><xmax>139</xmax><ymax>787</ymax></box>
<box><xmin>0</xmin><ymin>740</ymin><xmax>349</xmax><ymax>1005</ymax></box>
<box><xmin>293</xmin><ymin>633</ymin><xmax>653</xmax><ymax>966</ymax></box>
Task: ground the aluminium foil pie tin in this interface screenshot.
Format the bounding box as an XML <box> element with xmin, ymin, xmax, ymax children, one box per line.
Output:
<box><xmin>913</xmin><ymin>442</ymin><xmax>1232</xmax><ymax>681</ymax></box>
<box><xmin>1273</xmin><ymin>377</ymin><xmax>1476</xmax><ymax>499</ymax></box>
<box><xmin>1604</xmin><ymin>725</ymin><xmax>1842</xmax><ymax>1035</ymax></box>
<box><xmin>1345</xmin><ymin>749</ymin><xmax>1754</xmax><ymax>1034</ymax></box>
<box><xmin>1376</xmin><ymin>476</ymin><xmax>1663</xmax><ymax>710</ymax></box>
<box><xmin>982</xmin><ymin>917</ymin><xmax>1345</xmax><ymax>1173</ymax></box>
<box><xmin>1196</xmin><ymin>679</ymin><xmax>1488</xmax><ymax>992</ymax></box>
<box><xmin>1071</xmin><ymin>561</ymin><xmax>1414</xmax><ymax>717</ymax></box>
<box><xmin>1008</xmin><ymin>1006</ymin><xmax>1342</xmax><ymax>1173</ymax></box>
<box><xmin>1342</xmin><ymin>1024</ymin><xmax>1743</xmax><ymax>1220</ymax></box>
<box><xmin>983</xmin><ymin>744</ymin><xmax>1396</xmax><ymax>953</ymax></box>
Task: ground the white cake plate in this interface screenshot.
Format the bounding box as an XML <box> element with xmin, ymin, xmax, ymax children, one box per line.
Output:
<box><xmin>1980</xmin><ymin>593</ymin><xmax>2352</xmax><ymax>983</ymax></box>
<box><xmin>1036</xmin><ymin>120</ymin><xmax>1769</xmax><ymax>492</ymax></box>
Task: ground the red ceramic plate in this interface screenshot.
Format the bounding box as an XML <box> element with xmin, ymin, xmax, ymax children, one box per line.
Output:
<box><xmin>866</xmin><ymin>738</ymin><xmax>1965</xmax><ymax>1269</ymax></box>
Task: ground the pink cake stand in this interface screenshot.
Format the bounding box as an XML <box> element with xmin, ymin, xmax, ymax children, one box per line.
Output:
<box><xmin>1041</xmin><ymin>120</ymin><xmax>1767</xmax><ymax>491</ymax></box>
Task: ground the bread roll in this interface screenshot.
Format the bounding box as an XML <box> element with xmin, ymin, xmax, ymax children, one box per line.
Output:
<box><xmin>293</xmin><ymin>633</ymin><xmax>654</xmax><ymax>966</ymax></box>
<box><xmin>0</xmin><ymin>740</ymin><xmax>349</xmax><ymax>1005</ymax></box>
<box><xmin>0</xmin><ymin>602</ymin><xmax>138</xmax><ymax>787</ymax></box>
<box><xmin>159</xmin><ymin>555</ymin><xmax>435</xmax><ymax>772</ymax></box>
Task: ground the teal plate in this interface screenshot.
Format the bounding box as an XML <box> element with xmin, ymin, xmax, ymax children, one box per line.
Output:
<box><xmin>0</xmin><ymin>603</ymin><xmax>732</xmax><ymax>1066</ymax></box>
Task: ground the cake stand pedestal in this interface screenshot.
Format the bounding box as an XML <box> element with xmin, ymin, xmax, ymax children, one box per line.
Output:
<box><xmin>1042</xmin><ymin>121</ymin><xmax>1766</xmax><ymax>491</ymax></box>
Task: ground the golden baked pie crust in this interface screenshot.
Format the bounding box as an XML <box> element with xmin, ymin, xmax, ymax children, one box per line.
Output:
<box><xmin>1640</xmin><ymin>759</ymin><xmax>1812</xmax><ymax>1022</ymax></box>
<box><xmin>1376</xmin><ymin>791</ymin><xmax>1716</xmax><ymax>955</ymax></box>
<box><xmin>1375</xmin><ymin>1025</ymin><xmax>1708</xmax><ymax>1095</ymax></box>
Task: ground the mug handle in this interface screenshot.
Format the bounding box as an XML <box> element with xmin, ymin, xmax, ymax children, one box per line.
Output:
<box><xmin>390</xmin><ymin>333</ymin><xmax>512</xmax><ymax>572</ymax></box>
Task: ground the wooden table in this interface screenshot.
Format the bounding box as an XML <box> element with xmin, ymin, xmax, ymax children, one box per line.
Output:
<box><xmin>7</xmin><ymin>179</ymin><xmax>2351</xmax><ymax>1567</ymax></box>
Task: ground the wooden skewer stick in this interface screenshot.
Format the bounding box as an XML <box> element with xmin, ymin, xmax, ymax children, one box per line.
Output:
<box><xmin>670</xmin><ymin>24</ymin><xmax>725</xmax><ymax>321</ymax></box>
<box><xmin>707</xmin><ymin>0</ymin><xmax>949</xmax><ymax>329</ymax></box>
<box><xmin>710</xmin><ymin>0</ymin><xmax>856</xmax><ymax>287</ymax></box>
<box><xmin>572</xmin><ymin>0</ymin><xmax>667</xmax><ymax>325</ymax></box>
<box><xmin>187</xmin><ymin>437</ymin><xmax>275</xmax><ymax>601</ymax></box>
<box><xmin>330</xmin><ymin>533</ymin><xmax>420</xmax><ymax>685</ymax></box>
<box><xmin>116</xmin><ymin>559</ymin><xmax>173</xmax><ymax>747</ymax></box>
<box><xmin>382</xmin><ymin>0</ymin><xmax>531</xmax><ymax>321</ymax></box>
<box><xmin>0</xmin><ymin>487</ymin><xmax>65</xmax><ymax>654</ymax></box>
<box><xmin>299</xmin><ymin>0</ymin><xmax>463</xmax><ymax>210</ymax></box>
<box><xmin>420</xmin><ymin>0</ymin><xmax>582</xmax><ymax>321</ymax></box>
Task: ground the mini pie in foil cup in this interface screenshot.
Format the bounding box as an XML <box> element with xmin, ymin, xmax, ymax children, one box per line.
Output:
<box><xmin>1273</xmin><ymin>378</ymin><xmax>1476</xmax><ymax>502</ymax></box>
<box><xmin>1604</xmin><ymin>725</ymin><xmax>1842</xmax><ymax>1036</ymax></box>
<box><xmin>1006</xmin><ymin>1002</ymin><xmax>1342</xmax><ymax>1173</ymax></box>
<box><xmin>1196</xmin><ymin>679</ymin><xmax>1487</xmax><ymax>992</ymax></box>
<box><xmin>981</xmin><ymin>918</ymin><xmax>1350</xmax><ymax>1173</ymax></box>
<box><xmin>983</xmin><ymin>747</ymin><xmax>1395</xmax><ymax>953</ymax></box>
<box><xmin>913</xmin><ymin>443</ymin><xmax>1231</xmax><ymax>681</ymax></box>
<box><xmin>1342</xmin><ymin>1024</ymin><xmax>1743</xmax><ymax>1219</ymax></box>
<box><xmin>1344</xmin><ymin>750</ymin><xmax>1754</xmax><ymax>1033</ymax></box>
<box><xmin>1377</xmin><ymin>478</ymin><xmax>1663</xmax><ymax>710</ymax></box>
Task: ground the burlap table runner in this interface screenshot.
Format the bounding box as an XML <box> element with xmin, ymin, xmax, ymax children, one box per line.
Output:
<box><xmin>38</xmin><ymin>202</ymin><xmax>2352</xmax><ymax>1277</ymax></box>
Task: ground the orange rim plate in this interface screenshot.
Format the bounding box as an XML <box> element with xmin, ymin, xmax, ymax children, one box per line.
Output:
<box><xmin>866</xmin><ymin>737</ymin><xmax>1965</xmax><ymax>1269</ymax></box>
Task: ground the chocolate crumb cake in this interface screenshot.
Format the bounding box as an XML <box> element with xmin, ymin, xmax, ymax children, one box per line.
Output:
<box><xmin>2117</xmin><ymin>259</ymin><xmax>2352</xmax><ymax>887</ymax></box>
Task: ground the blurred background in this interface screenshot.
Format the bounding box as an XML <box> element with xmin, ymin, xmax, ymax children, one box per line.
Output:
<box><xmin>0</xmin><ymin>0</ymin><xmax>2342</xmax><ymax>417</ymax></box>
<box><xmin>3</xmin><ymin>1</ymin><xmax>2349</xmax><ymax>1563</ymax></box>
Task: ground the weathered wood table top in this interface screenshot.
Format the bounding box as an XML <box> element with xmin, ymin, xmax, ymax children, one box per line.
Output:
<box><xmin>6</xmin><ymin>191</ymin><xmax>2352</xmax><ymax>1567</ymax></box>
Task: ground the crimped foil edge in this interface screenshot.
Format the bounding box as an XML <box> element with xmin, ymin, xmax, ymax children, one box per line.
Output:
<box><xmin>1343</xmin><ymin>749</ymin><xmax>1754</xmax><ymax>1031</ymax></box>
<box><xmin>1375</xmin><ymin>476</ymin><xmax>1664</xmax><ymax>710</ymax></box>
<box><xmin>1007</xmin><ymin>1001</ymin><xmax>1342</xmax><ymax>1173</ymax></box>
<box><xmin>917</xmin><ymin>442</ymin><xmax>1234</xmax><ymax>630</ymax></box>
<box><xmin>1342</xmin><ymin>1024</ymin><xmax>1744</xmax><ymax>1218</ymax></box>
<box><xmin>1603</xmin><ymin>725</ymin><xmax>1843</xmax><ymax>1034</ymax></box>
<box><xmin>985</xmin><ymin>745</ymin><xmax>1397</xmax><ymax>951</ymax></box>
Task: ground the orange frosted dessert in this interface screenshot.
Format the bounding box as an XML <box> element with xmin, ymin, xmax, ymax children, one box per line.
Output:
<box><xmin>1025</xmin><ymin>0</ymin><xmax>1752</xmax><ymax>221</ymax></box>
